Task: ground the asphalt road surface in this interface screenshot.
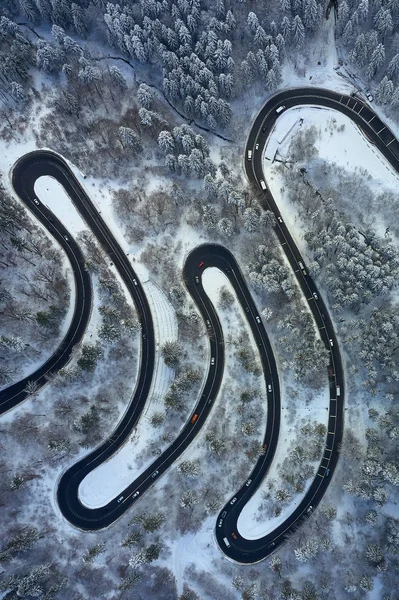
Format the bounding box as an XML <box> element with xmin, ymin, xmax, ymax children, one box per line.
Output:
<box><xmin>216</xmin><ymin>86</ymin><xmax>397</xmax><ymax>562</ymax></box>
<box><xmin>0</xmin><ymin>154</ymin><xmax>92</xmax><ymax>414</ymax></box>
<box><xmin>4</xmin><ymin>88</ymin><xmax>395</xmax><ymax>562</ymax></box>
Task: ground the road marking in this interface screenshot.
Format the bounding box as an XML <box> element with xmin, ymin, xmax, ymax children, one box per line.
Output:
<box><xmin>387</xmin><ymin>138</ymin><xmax>395</xmax><ymax>146</ymax></box>
<box><xmin>339</xmin><ymin>96</ymin><xmax>343</xmax><ymax>103</ymax></box>
<box><xmin>353</xmin><ymin>102</ymin><xmax>357</xmax><ymax>110</ymax></box>
<box><xmin>328</xmin><ymin>431</ymin><xmax>335</xmax><ymax>435</ymax></box>
<box><xmin>358</xmin><ymin>105</ymin><xmax>364</xmax><ymax>114</ymax></box>
<box><xmin>317</xmin><ymin>473</ymin><xmax>324</xmax><ymax>478</ymax></box>
<box><xmin>294</xmin><ymin>269</ymin><xmax>300</xmax><ymax>273</ymax></box>
<box><xmin>368</xmin><ymin>115</ymin><xmax>375</xmax><ymax>124</ymax></box>
<box><xmin>325</xmin><ymin>448</ymin><xmax>332</xmax><ymax>453</ymax></box>
<box><xmin>319</xmin><ymin>326</ymin><xmax>326</xmax><ymax>330</ymax></box>
<box><xmin>330</xmin><ymin>415</ymin><xmax>336</xmax><ymax>418</ymax></box>
<box><xmin>346</xmin><ymin>97</ymin><xmax>350</xmax><ymax>106</ymax></box>
<box><xmin>377</xmin><ymin>126</ymin><xmax>386</xmax><ymax>135</ymax></box>
<box><xmin>281</xmin><ymin>242</ymin><xmax>287</xmax><ymax>246</ymax></box>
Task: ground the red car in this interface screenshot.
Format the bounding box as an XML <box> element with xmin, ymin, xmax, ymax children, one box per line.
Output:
<box><xmin>198</xmin><ymin>261</ymin><xmax>204</xmax><ymax>268</ymax></box>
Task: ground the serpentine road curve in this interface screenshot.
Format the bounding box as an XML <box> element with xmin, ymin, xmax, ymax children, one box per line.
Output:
<box><xmin>4</xmin><ymin>87</ymin><xmax>395</xmax><ymax>563</ymax></box>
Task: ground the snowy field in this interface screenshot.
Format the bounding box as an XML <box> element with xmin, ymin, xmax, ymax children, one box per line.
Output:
<box><xmin>263</xmin><ymin>104</ymin><xmax>399</xmax><ymax>251</ymax></box>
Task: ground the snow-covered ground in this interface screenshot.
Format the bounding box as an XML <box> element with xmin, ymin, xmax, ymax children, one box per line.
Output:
<box><xmin>263</xmin><ymin>104</ymin><xmax>399</xmax><ymax>253</ymax></box>
<box><xmin>237</xmin><ymin>380</ymin><xmax>328</xmax><ymax>539</ymax></box>
<box><xmin>79</xmin><ymin>278</ymin><xmax>177</xmax><ymax>507</ymax></box>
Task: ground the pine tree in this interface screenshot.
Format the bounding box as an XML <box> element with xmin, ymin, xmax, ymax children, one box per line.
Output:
<box><xmin>10</xmin><ymin>82</ymin><xmax>26</xmax><ymax>103</ymax></box>
<box><xmin>19</xmin><ymin>0</ymin><xmax>40</xmax><ymax>24</ymax></box>
<box><xmin>161</xmin><ymin>341</ymin><xmax>181</xmax><ymax>367</ymax></box>
<box><xmin>247</xmin><ymin>12</ymin><xmax>259</xmax><ymax>34</ymax></box>
<box><xmin>374</xmin><ymin>8</ymin><xmax>393</xmax><ymax>37</ymax></box>
<box><xmin>109</xmin><ymin>66</ymin><xmax>127</xmax><ymax>91</ymax></box>
<box><xmin>342</xmin><ymin>20</ymin><xmax>353</xmax><ymax>46</ymax></box>
<box><xmin>158</xmin><ymin>130</ymin><xmax>175</xmax><ymax>154</ymax></box>
<box><xmin>254</xmin><ymin>26</ymin><xmax>269</xmax><ymax>47</ymax></box>
<box><xmin>71</xmin><ymin>3</ymin><xmax>88</xmax><ymax>38</ymax></box>
<box><xmin>36</xmin><ymin>0</ymin><xmax>53</xmax><ymax>21</ymax></box>
<box><xmin>52</xmin><ymin>0</ymin><xmax>72</xmax><ymax>28</ymax></box>
<box><xmin>303</xmin><ymin>0</ymin><xmax>319</xmax><ymax>30</ymax></box>
<box><xmin>119</xmin><ymin>127</ymin><xmax>143</xmax><ymax>153</ymax></box>
<box><xmin>202</xmin><ymin>204</ymin><xmax>218</xmax><ymax>230</ymax></box>
<box><xmin>376</xmin><ymin>76</ymin><xmax>394</xmax><ymax>104</ymax></box>
<box><xmin>218</xmin><ymin>217</ymin><xmax>234</xmax><ymax>237</ymax></box>
<box><xmin>225</xmin><ymin>10</ymin><xmax>236</xmax><ymax>31</ymax></box>
<box><xmin>215</xmin><ymin>0</ymin><xmax>225</xmax><ymax>19</ymax></box>
<box><xmin>337</xmin><ymin>0</ymin><xmax>349</xmax><ymax>32</ymax></box>
<box><xmin>291</xmin><ymin>15</ymin><xmax>305</xmax><ymax>48</ymax></box>
<box><xmin>204</xmin><ymin>174</ymin><xmax>218</xmax><ymax>200</ymax></box>
<box><xmin>358</xmin><ymin>0</ymin><xmax>369</xmax><ymax>20</ymax></box>
<box><xmin>366</xmin><ymin>43</ymin><xmax>385</xmax><ymax>80</ymax></box>
<box><xmin>280</xmin><ymin>0</ymin><xmax>291</xmax><ymax>14</ymax></box>
<box><xmin>137</xmin><ymin>83</ymin><xmax>154</xmax><ymax>108</ymax></box>
<box><xmin>351</xmin><ymin>33</ymin><xmax>369</xmax><ymax>67</ymax></box>
<box><xmin>180</xmin><ymin>490</ymin><xmax>198</xmax><ymax>508</ymax></box>
<box><xmin>244</xmin><ymin>207</ymin><xmax>260</xmax><ymax>232</ymax></box>
<box><xmin>387</xmin><ymin>53</ymin><xmax>399</xmax><ymax>81</ymax></box>
<box><xmin>281</xmin><ymin>15</ymin><xmax>291</xmax><ymax>40</ymax></box>
<box><xmin>177</xmin><ymin>460</ymin><xmax>200</xmax><ymax>477</ymax></box>
<box><xmin>36</xmin><ymin>41</ymin><xmax>63</xmax><ymax>73</ymax></box>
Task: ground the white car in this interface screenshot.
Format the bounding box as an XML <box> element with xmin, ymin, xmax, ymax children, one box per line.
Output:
<box><xmin>33</xmin><ymin>198</ymin><xmax>40</xmax><ymax>206</ymax></box>
<box><xmin>245</xmin><ymin>479</ymin><xmax>252</xmax><ymax>487</ymax></box>
<box><xmin>230</xmin><ymin>497</ymin><xmax>237</xmax><ymax>505</ymax></box>
<box><xmin>117</xmin><ymin>496</ymin><xmax>124</xmax><ymax>503</ymax></box>
<box><xmin>211</xmin><ymin>357</ymin><xmax>215</xmax><ymax>365</ymax></box>
<box><xmin>132</xmin><ymin>491</ymin><xmax>140</xmax><ymax>499</ymax></box>
<box><xmin>268</xmin><ymin>384</ymin><xmax>272</xmax><ymax>392</ymax></box>
<box><xmin>64</xmin><ymin>235</ymin><xmax>69</xmax><ymax>242</ymax></box>
<box><xmin>277</xmin><ymin>216</ymin><xmax>283</xmax><ymax>223</ymax></box>
<box><xmin>329</xmin><ymin>339</ymin><xmax>333</xmax><ymax>347</ymax></box>
<box><xmin>256</xmin><ymin>316</ymin><xmax>261</xmax><ymax>323</ymax></box>
<box><xmin>133</xmin><ymin>279</ymin><xmax>138</xmax><ymax>286</ymax></box>
<box><xmin>255</xmin><ymin>143</ymin><xmax>259</xmax><ymax>150</ymax></box>
<box><xmin>313</xmin><ymin>292</ymin><xmax>318</xmax><ymax>300</ymax></box>
<box><xmin>366</xmin><ymin>93</ymin><xmax>373</xmax><ymax>102</ymax></box>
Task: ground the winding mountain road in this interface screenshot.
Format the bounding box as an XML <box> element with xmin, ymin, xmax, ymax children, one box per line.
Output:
<box><xmin>3</xmin><ymin>87</ymin><xmax>394</xmax><ymax>562</ymax></box>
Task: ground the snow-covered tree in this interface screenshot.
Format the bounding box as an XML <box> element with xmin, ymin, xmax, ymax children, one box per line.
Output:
<box><xmin>71</xmin><ymin>3</ymin><xmax>88</xmax><ymax>38</ymax></box>
<box><xmin>294</xmin><ymin>539</ymin><xmax>319</xmax><ymax>562</ymax></box>
<box><xmin>36</xmin><ymin>41</ymin><xmax>63</xmax><ymax>72</ymax></box>
<box><xmin>180</xmin><ymin>490</ymin><xmax>199</xmax><ymax>508</ymax></box>
<box><xmin>137</xmin><ymin>83</ymin><xmax>154</xmax><ymax>108</ymax></box>
<box><xmin>303</xmin><ymin>0</ymin><xmax>319</xmax><ymax>30</ymax></box>
<box><xmin>291</xmin><ymin>15</ymin><xmax>305</xmax><ymax>48</ymax></box>
<box><xmin>119</xmin><ymin>127</ymin><xmax>143</xmax><ymax>153</ymax></box>
<box><xmin>218</xmin><ymin>217</ymin><xmax>234</xmax><ymax>237</ymax></box>
<box><xmin>177</xmin><ymin>460</ymin><xmax>200</xmax><ymax>477</ymax></box>
<box><xmin>374</xmin><ymin>8</ymin><xmax>393</xmax><ymax>37</ymax></box>
<box><xmin>109</xmin><ymin>65</ymin><xmax>127</xmax><ymax>91</ymax></box>
<box><xmin>366</xmin><ymin>43</ymin><xmax>385</xmax><ymax>80</ymax></box>
<box><xmin>376</xmin><ymin>76</ymin><xmax>394</xmax><ymax>104</ymax></box>
<box><xmin>387</xmin><ymin>53</ymin><xmax>399</xmax><ymax>81</ymax></box>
